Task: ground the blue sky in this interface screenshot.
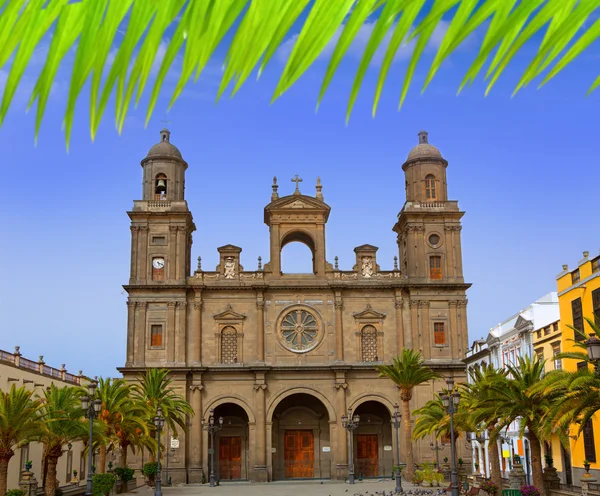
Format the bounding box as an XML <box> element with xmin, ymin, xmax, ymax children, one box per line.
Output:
<box><xmin>1</xmin><ymin>8</ymin><xmax>599</xmax><ymax>378</ymax></box>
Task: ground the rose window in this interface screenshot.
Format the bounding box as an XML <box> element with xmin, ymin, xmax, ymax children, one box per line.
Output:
<box><xmin>281</xmin><ymin>309</ymin><xmax>319</xmax><ymax>352</ymax></box>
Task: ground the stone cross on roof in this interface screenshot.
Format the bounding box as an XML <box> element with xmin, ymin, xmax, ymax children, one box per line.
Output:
<box><xmin>291</xmin><ymin>174</ymin><xmax>303</xmax><ymax>195</ymax></box>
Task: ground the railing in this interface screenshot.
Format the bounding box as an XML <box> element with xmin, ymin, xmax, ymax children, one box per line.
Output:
<box><xmin>0</xmin><ymin>348</ymin><xmax>83</xmax><ymax>385</ymax></box>
<box><xmin>419</xmin><ymin>201</ymin><xmax>446</xmax><ymax>208</ymax></box>
<box><xmin>64</xmin><ymin>372</ymin><xmax>80</xmax><ymax>385</ymax></box>
<box><xmin>148</xmin><ymin>200</ymin><xmax>171</xmax><ymax>208</ymax></box>
<box><xmin>0</xmin><ymin>350</ymin><xmax>15</xmax><ymax>363</ymax></box>
<box><xmin>20</xmin><ymin>357</ymin><xmax>40</xmax><ymax>372</ymax></box>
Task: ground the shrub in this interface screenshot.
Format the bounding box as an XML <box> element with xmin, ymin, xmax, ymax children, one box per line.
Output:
<box><xmin>92</xmin><ymin>473</ymin><xmax>116</xmax><ymax>496</ymax></box>
<box><xmin>142</xmin><ymin>462</ymin><xmax>158</xmax><ymax>478</ymax></box>
<box><xmin>114</xmin><ymin>467</ymin><xmax>135</xmax><ymax>482</ymax></box>
<box><xmin>480</xmin><ymin>479</ymin><xmax>499</xmax><ymax>496</ymax></box>
<box><xmin>6</xmin><ymin>489</ymin><xmax>26</xmax><ymax>496</ymax></box>
<box><xmin>521</xmin><ymin>486</ymin><xmax>541</xmax><ymax>496</ymax></box>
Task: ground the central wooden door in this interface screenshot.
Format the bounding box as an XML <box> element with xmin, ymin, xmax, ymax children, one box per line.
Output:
<box><xmin>356</xmin><ymin>434</ymin><xmax>378</xmax><ymax>477</ymax></box>
<box><xmin>219</xmin><ymin>436</ymin><xmax>242</xmax><ymax>480</ymax></box>
<box><xmin>284</xmin><ymin>430</ymin><xmax>314</xmax><ymax>479</ymax></box>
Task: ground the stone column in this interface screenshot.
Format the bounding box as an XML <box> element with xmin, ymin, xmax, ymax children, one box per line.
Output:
<box><xmin>130</xmin><ymin>226</ymin><xmax>139</xmax><ymax>281</ymax></box>
<box><xmin>192</xmin><ymin>293</ymin><xmax>202</xmax><ymax>365</ymax></box>
<box><xmin>420</xmin><ymin>301</ymin><xmax>431</xmax><ymax>358</ymax></box>
<box><xmin>188</xmin><ymin>379</ymin><xmax>203</xmax><ymax>483</ymax></box>
<box><xmin>168</xmin><ymin>226</ymin><xmax>177</xmax><ymax>280</ymax></box>
<box><xmin>176</xmin><ymin>301</ymin><xmax>187</xmax><ymax>364</ymax></box>
<box><xmin>253</xmin><ymin>372</ymin><xmax>268</xmax><ymax>482</ymax></box>
<box><xmin>449</xmin><ymin>301</ymin><xmax>459</xmax><ymax>358</ymax></box>
<box><xmin>176</xmin><ymin>226</ymin><xmax>186</xmax><ymax>281</ymax></box>
<box><xmin>457</xmin><ymin>300</ymin><xmax>468</xmax><ymax>357</ymax></box>
<box><xmin>167</xmin><ymin>302</ymin><xmax>177</xmax><ymax>364</ymax></box>
<box><xmin>409</xmin><ymin>300</ymin><xmax>420</xmax><ymax>355</ymax></box>
<box><xmin>270</xmin><ymin>224</ymin><xmax>281</xmax><ymax>275</ymax></box>
<box><xmin>126</xmin><ymin>302</ymin><xmax>136</xmax><ymax>365</ymax></box>
<box><xmin>134</xmin><ymin>302</ymin><xmax>147</xmax><ymax>365</ymax></box>
<box><xmin>19</xmin><ymin>471</ymin><xmax>38</xmax><ymax>496</ymax></box>
<box><xmin>334</xmin><ymin>293</ymin><xmax>344</xmax><ymax>362</ymax></box>
<box><xmin>138</xmin><ymin>226</ymin><xmax>149</xmax><ymax>281</ymax></box>
<box><xmin>256</xmin><ymin>294</ymin><xmax>265</xmax><ymax>363</ymax></box>
<box><xmin>394</xmin><ymin>295</ymin><xmax>404</xmax><ymax>355</ymax></box>
<box><xmin>334</xmin><ymin>375</ymin><xmax>348</xmax><ymax>480</ymax></box>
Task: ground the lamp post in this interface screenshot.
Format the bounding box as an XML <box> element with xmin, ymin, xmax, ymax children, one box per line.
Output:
<box><xmin>202</xmin><ymin>408</ymin><xmax>223</xmax><ymax>487</ymax></box>
<box><xmin>440</xmin><ymin>378</ymin><xmax>461</xmax><ymax>496</ymax></box>
<box><xmin>341</xmin><ymin>407</ymin><xmax>360</xmax><ymax>484</ymax></box>
<box><xmin>391</xmin><ymin>403</ymin><xmax>403</xmax><ymax>494</ymax></box>
<box><xmin>430</xmin><ymin>440</ymin><xmax>446</xmax><ymax>469</ymax></box>
<box><xmin>585</xmin><ymin>333</ymin><xmax>600</xmax><ymax>374</ymax></box>
<box><xmin>81</xmin><ymin>381</ymin><xmax>102</xmax><ymax>496</ymax></box>
<box><xmin>153</xmin><ymin>407</ymin><xmax>166</xmax><ymax>496</ymax></box>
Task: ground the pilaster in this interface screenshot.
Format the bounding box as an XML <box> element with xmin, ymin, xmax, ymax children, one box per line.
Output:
<box><xmin>253</xmin><ymin>372</ymin><xmax>268</xmax><ymax>482</ymax></box>
<box><xmin>167</xmin><ymin>301</ymin><xmax>177</xmax><ymax>364</ymax></box>
<box><xmin>126</xmin><ymin>301</ymin><xmax>136</xmax><ymax>365</ymax></box>
<box><xmin>188</xmin><ymin>379</ymin><xmax>204</xmax><ymax>483</ymax></box>
<box><xmin>334</xmin><ymin>372</ymin><xmax>348</xmax><ymax>479</ymax></box>
<box><xmin>334</xmin><ymin>293</ymin><xmax>344</xmax><ymax>362</ymax></box>
<box><xmin>256</xmin><ymin>294</ymin><xmax>265</xmax><ymax>363</ymax></box>
<box><xmin>134</xmin><ymin>302</ymin><xmax>147</xmax><ymax>365</ymax></box>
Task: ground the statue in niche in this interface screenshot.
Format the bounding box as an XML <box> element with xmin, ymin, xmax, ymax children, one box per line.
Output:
<box><xmin>361</xmin><ymin>256</ymin><xmax>374</xmax><ymax>278</ymax></box>
<box><xmin>224</xmin><ymin>257</ymin><xmax>236</xmax><ymax>279</ymax></box>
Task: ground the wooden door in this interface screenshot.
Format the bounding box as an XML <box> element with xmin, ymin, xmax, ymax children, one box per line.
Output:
<box><xmin>219</xmin><ymin>436</ymin><xmax>242</xmax><ymax>480</ymax></box>
<box><xmin>284</xmin><ymin>430</ymin><xmax>314</xmax><ymax>478</ymax></box>
<box><xmin>357</xmin><ymin>434</ymin><xmax>378</xmax><ymax>477</ymax></box>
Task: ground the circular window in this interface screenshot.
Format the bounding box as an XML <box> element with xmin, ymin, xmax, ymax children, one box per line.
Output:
<box><xmin>280</xmin><ymin>308</ymin><xmax>320</xmax><ymax>353</ymax></box>
<box><xmin>429</xmin><ymin>234</ymin><xmax>441</xmax><ymax>246</ymax></box>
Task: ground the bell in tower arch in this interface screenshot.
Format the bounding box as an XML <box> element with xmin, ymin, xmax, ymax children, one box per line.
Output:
<box><xmin>155</xmin><ymin>174</ymin><xmax>167</xmax><ymax>200</ymax></box>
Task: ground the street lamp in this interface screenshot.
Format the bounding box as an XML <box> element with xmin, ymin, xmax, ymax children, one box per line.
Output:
<box><xmin>430</xmin><ymin>440</ymin><xmax>446</xmax><ymax>469</ymax></box>
<box><xmin>341</xmin><ymin>407</ymin><xmax>360</xmax><ymax>484</ymax></box>
<box><xmin>153</xmin><ymin>407</ymin><xmax>166</xmax><ymax>496</ymax></box>
<box><xmin>585</xmin><ymin>333</ymin><xmax>600</xmax><ymax>373</ymax></box>
<box><xmin>440</xmin><ymin>378</ymin><xmax>461</xmax><ymax>496</ymax></box>
<box><xmin>391</xmin><ymin>404</ymin><xmax>403</xmax><ymax>494</ymax></box>
<box><xmin>202</xmin><ymin>408</ymin><xmax>223</xmax><ymax>487</ymax></box>
<box><xmin>81</xmin><ymin>380</ymin><xmax>102</xmax><ymax>496</ymax></box>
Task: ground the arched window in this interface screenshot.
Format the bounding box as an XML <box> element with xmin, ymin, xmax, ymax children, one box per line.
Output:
<box><xmin>221</xmin><ymin>326</ymin><xmax>238</xmax><ymax>364</ymax></box>
<box><xmin>425</xmin><ymin>174</ymin><xmax>436</xmax><ymax>200</ymax></box>
<box><xmin>361</xmin><ymin>325</ymin><xmax>378</xmax><ymax>362</ymax></box>
<box><xmin>155</xmin><ymin>173</ymin><xmax>168</xmax><ymax>200</ymax></box>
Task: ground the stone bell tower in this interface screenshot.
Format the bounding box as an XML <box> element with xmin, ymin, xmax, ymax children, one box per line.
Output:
<box><xmin>393</xmin><ymin>131</ymin><xmax>465</xmax><ymax>284</ymax></box>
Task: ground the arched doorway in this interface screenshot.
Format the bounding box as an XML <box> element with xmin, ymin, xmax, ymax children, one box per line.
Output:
<box><xmin>353</xmin><ymin>401</ymin><xmax>393</xmax><ymax>479</ymax></box>
<box><xmin>211</xmin><ymin>403</ymin><xmax>250</xmax><ymax>481</ymax></box>
<box><xmin>271</xmin><ymin>393</ymin><xmax>331</xmax><ymax>480</ymax></box>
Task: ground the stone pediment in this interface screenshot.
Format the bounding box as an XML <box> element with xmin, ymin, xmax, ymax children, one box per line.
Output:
<box><xmin>352</xmin><ymin>304</ymin><xmax>387</xmax><ymax>321</ymax></box>
<box><xmin>217</xmin><ymin>244</ymin><xmax>242</xmax><ymax>253</ymax></box>
<box><xmin>213</xmin><ymin>305</ymin><xmax>246</xmax><ymax>321</ymax></box>
<box><xmin>265</xmin><ymin>195</ymin><xmax>331</xmax><ymax>223</ymax></box>
<box><xmin>354</xmin><ymin>244</ymin><xmax>379</xmax><ymax>252</ymax></box>
<box><xmin>514</xmin><ymin>315</ymin><xmax>532</xmax><ymax>330</ymax></box>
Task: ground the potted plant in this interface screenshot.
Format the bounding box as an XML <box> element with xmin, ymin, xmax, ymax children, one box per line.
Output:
<box><xmin>521</xmin><ymin>485</ymin><xmax>541</xmax><ymax>496</ymax></box>
<box><xmin>544</xmin><ymin>454</ymin><xmax>554</xmax><ymax>468</ymax></box>
<box><xmin>481</xmin><ymin>479</ymin><xmax>499</xmax><ymax>496</ymax></box>
<box><xmin>443</xmin><ymin>457</ymin><xmax>448</xmax><ymax>464</ymax></box>
<box><xmin>584</xmin><ymin>460</ymin><xmax>591</xmax><ymax>474</ymax></box>
<box><xmin>24</xmin><ymin>460</ymin><xmax>32</xmax><ymax>472</ymax></box>
<box><xmin>142</xmin><ymin>462</ymin><xmax>158</xmax><ymax>488</ymax></box>
<box><xmin>458</xmin><ymin>458</ymin><xmax>464</xmax><ymax>467</ymax></box>
<box><xmin>71</xmin><ymin>470</ymin><xmax>79</xmax><ymax>485</ymax></box>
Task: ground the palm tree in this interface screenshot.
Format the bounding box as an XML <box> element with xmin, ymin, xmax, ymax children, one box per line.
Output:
<box><xmin>0</xmin><ymin>1</ymin><xmax>594</xmax><ymax>146</ymax></box>
<box><xmin>95</xmin><ymin>377</ymin><xmax>151</xmax><ymax>472</ymax></box>
<box><xmin>132</xmin><ymin>368</ymin><xmax>194</xmax><ymax>457</ymax></box>
<box><xmin>476</xmin><ymin>357</ymin><xmax>567</xmax><ymax>496</ymax></box>
<box><xmin>413</xmin><ymin>394</ymin><xmax>473</xmax><ymax>446</ymax></box>
<box><xmin>377</xmin><ymin>349</ymin><xmax>441</xmax><ymax>481</ymax></box>
<box><xmin>0</xmin><ymin>385</ymin><xmax>43</xmax><ymax>496</ymax></box>
<box><xmin>35</xmin><ymin>384</ymin><xmax>89</xmax><ymax>496</ymax></box>
<box><xmin>461</xmin><ymin>363</ymin><xmax>508</xmax><ymax>490</ymax></box>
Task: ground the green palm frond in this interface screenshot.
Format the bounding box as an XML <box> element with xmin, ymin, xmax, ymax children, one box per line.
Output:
<box><xmin>0</xmin><ymin>384</ymin><xmax>44</xmax><ymax>452</ymax></box>
<box><xmin>1</xmin><ymin>0</ymin><xmax>600</xmax><ymax>146</ymax></box>
<box><xmin>376</xmin><ymin>348</ymin><xmax>442</xmax><ymax>395</ymax></box>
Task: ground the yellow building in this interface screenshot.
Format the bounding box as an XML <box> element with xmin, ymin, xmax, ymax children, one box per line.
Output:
<box><xmin>557</xmin><ymin>250</ymin><xmax>600</xmax><ymax>483</ymax></box>
<box><xmin>532</xmin><ymin>319</ymin><xmax>565</xmax><ymax>479</ymax></box>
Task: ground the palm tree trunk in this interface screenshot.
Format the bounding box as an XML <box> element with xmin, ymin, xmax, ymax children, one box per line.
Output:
<box><xmin>0</xmin><ymin>450</ymin><xmax>14</xmax><ymax>496</ymax></box>
<box><xmin>488</xmin><ymin>428</ymin><xmax>502</xmax><ymax>489</ymax></box>
<box><xmin>402</xmin><ymin>398</ymin><xmax>414</xmax><ymax>482</ymax></box>
<box><xmin>119</xmin><ymin>442</ymin><xmax>129</xmax><ymax>468</ymax></box>
<box><xmin>98</xmin><ymin>444</ymin><xmax>107</xmax><ymax>474</ymax></box>
<box><xmin>528</xmin><ymin>429</ymin><xmax>545</xmax><ymax>496</ymax></box>
<box><xmin>45</xmin><ymin>455</ymin><xmax>60</xmax><ymax>496</ymax></box>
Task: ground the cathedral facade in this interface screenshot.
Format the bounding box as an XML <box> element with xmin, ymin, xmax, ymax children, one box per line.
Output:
<box><xmin>120</xmin><ymin>129</ymin><xmax>470</xmax><ymax>483</ymax></box>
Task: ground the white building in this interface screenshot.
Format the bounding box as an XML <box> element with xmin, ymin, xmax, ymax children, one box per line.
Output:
<box><xmin>464</xmin><ymin>293</ymin><xmax>560</xmax><ymax>482</ymax></box>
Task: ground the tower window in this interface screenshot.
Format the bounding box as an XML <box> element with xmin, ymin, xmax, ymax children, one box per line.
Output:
<box><xmin>150</xmin><ymin>325</ymin><xmax>163</xmax><ymax>347</ymax></box>
<box><xmin>425</xmin><ymin>174</ymin><xmax>436</xmax><ymax>200</ymax></box>
<box><xmin>434</xmin><ymin>322</ymin><xmax>446</xmax><ymax>346</ymax></box>
<box><xmin>155</xmin><ymin>173</ymin><xmax>167</xmax><ymax>200</ymax></box>
<box><xmin>221</xmin><ymin>326</ymin><xmax>238</xmax><ymax>364</ymax></box>
<box><xmin>361</xmin><ymin>325</ymin><xmax>379</xmax><ymax>362</ymax></box>
<box><xmin>429</xmin><ymin>256</ymin><xmax>442</xmax><ymax>279</ymax></box>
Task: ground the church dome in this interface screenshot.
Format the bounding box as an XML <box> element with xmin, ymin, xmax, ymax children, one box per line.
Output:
<box><xmin>146</xmin><ymin>128</ymin><xmax>182</xmax><ymax>159</ymax></box>
<box><xmin>407</xmin><ymin>130</ymin><xmax>442</xmax><ymax>160</ymax></box>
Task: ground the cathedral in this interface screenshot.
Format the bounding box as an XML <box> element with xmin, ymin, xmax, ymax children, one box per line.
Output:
<box><xmin>120</xmin><ymin>129</ymin><xmax>471</xmax><ymax>483</ymax></box>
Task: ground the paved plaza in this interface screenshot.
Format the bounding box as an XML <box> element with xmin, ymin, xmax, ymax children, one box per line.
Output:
<box><xmin>129</xmin><ymin>480</ymin><xmax>427</xmax><ymax>496</ymax></box>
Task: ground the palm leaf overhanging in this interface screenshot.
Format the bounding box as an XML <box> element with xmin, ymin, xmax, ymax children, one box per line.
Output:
<box><xmin>1</xmin><ymin>0</ymin><xmax>600</xmax><ymax>146</ymax></box>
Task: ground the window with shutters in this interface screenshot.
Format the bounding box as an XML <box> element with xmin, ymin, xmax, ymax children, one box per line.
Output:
<box><xmin>361</xmin><ymin>325</ymin><xmax>379</xmax><ymax>362</ymax></box>
<box><xmin>434</xmin><ymin>322</ymin><xmax>446</xmax><ymax>346</ymax></box>
<box><xmin>221</xmin><ymin>326</ymin><xmax>238</xmax><ymax>364</ymax></box>
<box><xmin>593</xmin><ymin>288</ymin><xmax>600</xmax><ymax>324</ymax></box>
<box><xmin>425</xmin><ymin>174</ymin><xmax>437</xmax><ymax>200</ymax></box>
<box><xmin>19</xmin><ymin>444</ymin><xmax>29</xmax><ymax>476</ymax></box>
<box><xmin>535</xmin><ymin>348</ymin><xmax>544</xmax><ymax>362</ymax></box>
<box><xmin>552</xmin><ymin>342</ymin><xmax>562</xmax><ymax>370</ymax></box>
<box><xmin>572</xmin><ymin>298</ymin><xmax>584</xmax><ymax>341</ymax></box>
<box><xmin>593</xmin><ymin>258</ymin><xmax>600</xmax><ymax>274</ymax></box>
<box><xmin>572</xmin><ymin>269</ymin><xmax>581</xmax><ymax>284</ymax></box>
<box><xmin>430</xmin><ymin>256</ymin><xmax>442</xmax><ymax>280</ymax></box>
<box><xmin>150</xmin><ymin>324</ymin><xmax>163</xmax><ymax>347</ymax></box>
<box><xmin>584</xmin><ymin>419</ymin><xmax>597</xmax><ymax>462</ymax></box>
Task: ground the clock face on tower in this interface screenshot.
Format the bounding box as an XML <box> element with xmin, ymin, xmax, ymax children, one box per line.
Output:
<box><xmin>152</xmin><ymin>258</ymin><xmax>165</xmax><ymax>269</ymax></box>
